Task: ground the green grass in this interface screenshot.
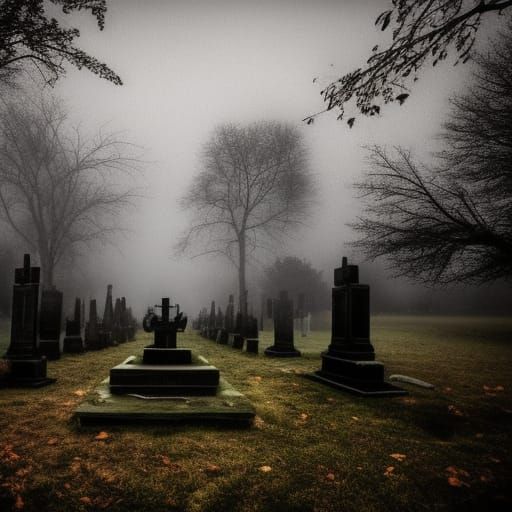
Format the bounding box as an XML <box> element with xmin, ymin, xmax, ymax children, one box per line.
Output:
<box><xmin>0</xmin><ymin>316</ymin><xmax>511</xmax><ymax>511</ymax></box>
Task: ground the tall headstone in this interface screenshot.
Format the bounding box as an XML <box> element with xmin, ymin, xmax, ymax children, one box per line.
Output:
<box><xmin>85</xmin><ymin>299</ymin><xmax>101</xmax><ymax>350</ymax></box>
<box><xmin>244</xmin><ymin>314</ymin><xmax>259</xmax><ymax>354</ymax></box>
<box><xmin>63</xmin><ymin>298</ymin><xmax>85</xmax><ymax>353</ymax></box>
<box><xmin>112</xmin><ymin>298</ymin><xmax>122</xmax><ymax>344</ymax></box>
<box><xmin>39</xmin><ymin>287</ymin><xmax>63</xmax><ymax>360</ymax></box>
<box><xmin>308</xmin><ymin>257</ymin><xmax>407</xmax><ymax>396</ymax></box>
<box><xmin>119</xmin><ymin>297</ymin><xmax>128</xmax><ymax>343</ymax></box>
<box><xmin>97</xmin><ymin>284</ymin><xmax>114</xmax><ymax>347</ymax></box>
<box><xmin>3</xmin><ymin>254</ymin><xmax>55</xmax><ymax>386</ymax></box>
<box><xmin>264</xmin><ymin>291</ymin><xmax>301</xmax><ymax>357</ymax></box>
<box><xmin>208</xmin><ymin>301</ymin><xmax>216</xmax><ymax>340</ymax></box>
<box><xmin>217</xmin><ymin>295</ymin><xmax>233</xmax><ymax>344</ymax></box>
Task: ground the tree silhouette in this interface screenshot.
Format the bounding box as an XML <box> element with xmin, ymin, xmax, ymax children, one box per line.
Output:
<box><xmin>305</xmin><ymin>0</ymin><xmax>512</xmax><ymax>127</ymax></box>
<box><xmin>0</xmin><ymin>0</ymin><xmax>121</xmax><ymax>86</ymax></box>
<box><xmin>177</xmin><ymin>122</ymin><xmax>315</xmax><ymax>317</ymax></box>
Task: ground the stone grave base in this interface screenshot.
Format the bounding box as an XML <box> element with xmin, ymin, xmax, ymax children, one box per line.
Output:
<box><xmin>63</xmin><ymin>336</ymin><xmax>84</xmax><ymax>353</ymax></box>
<box><xmin>306</xmin><ymin>354</ymin><xmax>407</xmax><ymax>396</ymax></box>
<box><xmin>264</xmin><ymin>345</ymin><xmax>301</xmax><ymax>357</ymax></box>
<box><xmin>39</xmin><ymin>340</ymin><xmax>61</xmax><ymax>360</ymax></box>
<box><xmin>75</xmin><ymin>355</ymin><xmax>255</xmax><ymax>425</ymax></box>
<box><xmin>2</xmin><ymin>358</ymin><xmax>56</xmax><ymax>387</ymax></box>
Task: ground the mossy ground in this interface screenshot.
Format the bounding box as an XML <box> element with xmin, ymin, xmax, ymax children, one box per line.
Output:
<box><xmin>0</xmin><ymin>316</ymin><xmax>511</xmax><ymax>511</ymax></box>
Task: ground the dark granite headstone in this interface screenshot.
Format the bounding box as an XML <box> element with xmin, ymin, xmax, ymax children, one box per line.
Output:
<box><xmin>3</xmin><ymin>254</ymin><xmax>55</xmax><ymax>386</ymax></box>
<box><xmin>307</xmin><ymin>257</ymin><xmax>407</xmax><ymax>396</ymax></box>
<box><xmin>264</xmin><ymin>291</ymin><xmax>301</xmax><ymax>357</ymax></box>
<box><xmin>244</xmin><ymin>315</ymin><xmax>259</xmax><ymax>354</ymax></box>
<box><xmin>85</xmin><ymin>299</ymin><xmax>101</xmax><ymax>350</ymax></box>
<box><xmin>97</xmin><ymin>284</ymin><xmax>114</xmax><ymax>347</ymax></box>
<box><xmin>109</xmin><ymin>298</ymin><xmax>221</xmax><ymax>396</ymax></box>
<box><xmin>39</xmin><ymin>288</ymin><xmax>63</xmax><ymax>360</ymax></box>
<box><xmin>63</xmin><ymin>298</ymin><xmax>84</xmax><ymax>353</ymax></box>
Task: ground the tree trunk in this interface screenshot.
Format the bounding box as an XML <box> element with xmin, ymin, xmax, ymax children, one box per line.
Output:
<box><xmin>39</xmin><ymin>249</ymin><xmax>54</xmax><ymax>289</ymax></box>
<box><xmin>238</xmin><ymin>234</ymin><xmax>247</xmax><ymax>319</ymax></box>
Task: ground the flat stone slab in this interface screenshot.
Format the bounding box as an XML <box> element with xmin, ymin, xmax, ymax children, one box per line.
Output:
<box><xmin>75</xmin><ymin>355</ymin><xmax>255</xmax><ymax>426</ymax></box>
<box><xmin>305</xmin><ymin>371</ymin><xmax>408</xmax><ymax>397</ymax></box>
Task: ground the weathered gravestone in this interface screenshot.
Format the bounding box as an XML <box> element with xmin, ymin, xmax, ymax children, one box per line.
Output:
<box><xmin>63</xmin><ymin>298</ymin><xmax>85</xmax><ymax>353</ymax></box>
<box><xmin>244</xmin><ymin>314</ymin><xmax>259</xmax><ymax>354</ymax></box>
<box><xmin>110</xmin><ymin>298</ymin><xmax>220</xmax><ymax>395</ymax></box>
<box><xmin>3</xmin><ymin>254</ymin><xmax>55</xmax><ymax>386</ymax></box>
<box><xmin>119</xmin><ymin>297</ymin><xmax>129</xmax><ymax>343</ymax></box>
<box><xmin>39</xmin><ymin>287</ymin><xmax>63</xmax><ymax>360</ymax></box>
<box><xmin>112</xmin><ymin>298</ymin><xmax>123</xmax><ymax>344</ymax></box>
<box><xmin>228</xmin><ymin>311</ymin><xmax>244</xmax><ymax>349</ymax></box>
<box><xmin>97</xmin><ymin>284</ymin><xmax>114</xmax><ymax>347</ymax></box>
<box><xmin>215</xmin><ymin>306</ymin><xmax>224</xmax><ymax>340</ymax></box>
<box><xmin>264</xmin><ymin>290</ymin><xmax>301</xmax><ymax>357</ymax></box>
<box><xmin>307</xmin><ymin>257</ymin><xmax>407</xmax><ymax>396</ymax></box>
<box><xmin>216</xmin><ymin>294</ymin><xmax>233</xmax><ymax>344</ymax></box>
<box><xmin>85</xmin><ymin>299</ymin><xmax>101</xmax><ymax>350</ymax></box>
<box><xmin>208</xmin><ymin>301</ymin><xmax>217</xmax><ymax>340</ymax></box>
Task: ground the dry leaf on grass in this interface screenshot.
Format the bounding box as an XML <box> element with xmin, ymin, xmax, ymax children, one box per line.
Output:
<box><xmin>351</xmin><ymin>416</ymin><xmax>359</xmax><ymax>421</ymax></box>
<box><xmin>73</xmin><ymin>389</ymin><xmax>86</xmax><ymax>397</ymax></box>
<box><xmin>161</xmin><ymin>455</ymin><xmax>171</xmax><ymax>466</ymax></box>
<box><xmin>15</xmin><ymin>467</ymin><xmax>31</xmax><ymax>478</ymax></box>
<box><xmin>253</xmin><ymin>376</ymin><xmax>262</xmax><ymax>382</ymax></box>
<box><xmin>390</xmin><ymin>453</ymin><xmax>406</xmax><ymax>462</ymax></box>
<box><xmin>94</xmin><ymin>431</ymin><xmax>109</xmax><ymax>441</ymax></box>
<box><xmin>446</xmin><ymin>466</ymin><xmax>470</xmax><ymax>487</ymax></box>
<box><xmin>299</xmin><ymin>413</ymin><xmax>309</xmax><ymax>421</ymax></box>
<box><xmin>2</xmin><ymin>445</ymin><xmax>21</xmax><ymax>462</ymax></box>
<box><xmin>14</xmin><ymin>495</ymin><xmax>24</xmax><ymax>510</ymax></box>
<box><xmin>325</xmin><ymin>473</ymin><xmax>335</xmax><ymax>481</ymax></box>
<box><xmin>79</xmin><ymin>496</ymin><xmax>92</xmax><ymax>505</ymax></box>
<box><xmin>253</xmin><ymin>416</ymin><xmax>265</xmax><ymax>429</ymax></box>
<box><xmin>259</xmin><ymin>465</ymin><xmax>272</xmax><ymax>473</ymax></box>
<box><xmin>384</xmin><ymin>466</ymin><xmax>394</xmax><ymax>477</ymax></box>
<box><xmin>447</xmin><ymin>405</ymin><xmax>464</xmax><ymax>417</ymax></box>
<box><xmin>205</xmin><ymin>463</ymin><xmax>221</xmax><ymax>474</ymax></box>
<box><xmin>47</xmin><ymin>438</ymin><xmax>58</xmax><ymax>446</ymax></box>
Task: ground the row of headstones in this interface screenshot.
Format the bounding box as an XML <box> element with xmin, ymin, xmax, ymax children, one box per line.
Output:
<box><xmin>1</xmin><ymin>254</ymin><xmax>138</xmax><ymax>388</ymax></box>
<box><xmin>194</xmin><ymin>290</ymin><xmax>302</xmax><ymax>357</ymax></box>
<box><xmin>56</xmin><ymin>287</ymin><xmax>138</xmax><ymax>357</ymax></box>
<box><xmin>194</xmin><ymin>294</ymin><xmax>260</xmax><ymax>353</ymax></box>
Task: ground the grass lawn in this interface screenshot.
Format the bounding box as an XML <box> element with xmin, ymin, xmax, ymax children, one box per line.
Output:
<box><xmin>0</xmin><ymin>316</ymin><xmax>511</xmax><ymax>511</ymax></box>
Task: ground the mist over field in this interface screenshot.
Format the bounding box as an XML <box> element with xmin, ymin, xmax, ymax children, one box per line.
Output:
<box><xmin>1</xmin><ymin>0</ymin><xmax>511</xmax><ymax>319</ymax></box>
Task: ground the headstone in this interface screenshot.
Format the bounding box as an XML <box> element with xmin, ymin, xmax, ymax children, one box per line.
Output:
<box><xmin>264</xmin><ymin>291</ymin><xmax>301</xmax><ymax>357</ymax></box>
<box><xmin>307</xmin><ymin>257</ymin><xmax>407</xmax><ymax>396</ymax></box>
<box><xmin>208</xmin><ymin>301</ymin><xmax>217</xmax><ymax>340</ymax></box>
<box><xmin>110</xmin><ymin>298</ymin><xmax>220</xmax><ymax>396</ymax></box>
<box><xmin>119</xmin><ymin>297</ymin><xmax>128</xmax><ymax>343</ymax></box>
<box><xmin>39</xmin><ymin>287</ymin><xmax>63</xmax><ymax>360</ymax></box>
<box><xmin>85</xmin><ymin>299</ymin><xmax>101</xmax><ymax>350</ymax></box>
<box><xmin>216</xmin><ymin>295</ymin><xmax>233</xmax><ymax>344</ymax></box>
<box><xmin>63</xmin><ymin>298</ymin><xmax>85</xmax><ymax>353</ymax></box>
<box><xmin>2</xmin><ymin>254</ymin><xmax>55</xmax><ymax>387</ymax></box>
<box><xmin>244</xmin><ymin>315</ymin><xmax>259</xmax><ymax>354</ymax></box>
<box><xmin>97</xmin><ymin>284</ymin><xmax>114</xmax><ymax>347</ymax></box>
<box><xmin>112</xmin><ymin>297</ymin><xmax>123</xmax><ymax>344</ymax></box>
<box><xmin>228</xmin><ymin>311</ymin><xmax>244</xmax><ymax>349</ymax></box>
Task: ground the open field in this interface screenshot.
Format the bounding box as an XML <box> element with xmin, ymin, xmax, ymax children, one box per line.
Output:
<box><xmin>0</xmin><ymin>316</ymin><xmax>511</xmax><ymax>511</ymax></box>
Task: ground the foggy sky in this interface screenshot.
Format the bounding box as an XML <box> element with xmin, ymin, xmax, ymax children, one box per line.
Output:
<box><xmin>34</xmin><ymin>0</ymin><xmax>510</xmax><ymax>317</ymax></box>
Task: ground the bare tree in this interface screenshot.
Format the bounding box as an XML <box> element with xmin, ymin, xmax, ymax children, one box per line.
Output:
<box><xmin>0</xmin><ymin>0</ymin><xmax>121</xmax><ymax>86</ymax></box>
<box><xmin>352</xmin><ymin>145</ymin><xmax>512</xmax><ymax>283</ymax></box>
<box><xmin>177</xmin><ymin>122</ymin><xmax>314</xmax><ymax>316</ymax></box>
<box><xmin>305</xmin><ymin>0</ymin><xmax>512</xmax><ymax>126</ymax></box>
<box><xmin>352</xmin><ymin>25</ymin><xmax>512</xmax><ymax>283</ymax></box>
<box><xmin>0</xmin><ymin>91</ymin><xmax>138</xmax><ymax>287</ymax></box>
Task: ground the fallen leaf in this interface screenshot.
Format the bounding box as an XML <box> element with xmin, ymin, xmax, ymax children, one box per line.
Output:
<box><xmin>326</xmin><ymin>472</ymin><xmax>335</xmax><ymax>481</ymax></box>
<box><xmin>448</xmin><ymin>476</ymin><xmax>463</xmax><ymax>487</ymax></box>
<box><xmin>47</xmin><ymin>438</ymin><xmax>58</xmax><ymax>446</ymax></box>
<box><xmin>161</xmin><ymin>455</ymin><xmax>171</xmax><ymax>466</ymax></box>
<box><xmin>384</xmin><ymin>466</ymin><xmax>394</xmax><ymax>477</ymax></box>
<box><xmin>351</xmin><ymin>416</ymin><xmax>359</xmax><ymax>421</ymax></box>
<box><xmin>259</xmin><ymin>465</ymin><xmax>272</xmax><ymax>473</ymax></box>
<box><xmin>292</xmin><ymin>383</ymin><xmax>300</xmax><ymax>388</ymax></box>
<box><xmin>299</xmin><ymin>413</ymin><xmax>309</xmax><ymax>421</ymax></box>
<box><xmin>253</xmin><ymin>416</ymin><xmax>265</xmax><ymax>429</ymax></box>
<box><xmin>64</xmin><ymin>483</ymin><xmax>71</xmax><ymax>490</ymax></box>
<box><xmin>253</xmin><ymin>376</ymin><xmax>262</xmax><ymax>382</ymax></box>
<box><xmin>448</xmin><ymin>405</ymin><xmax>464</xmax><ymax>417</ymax></box>
<box><xmin>73</xmin><ymin>389</ymin><xmax>86</xmax><ymax>397</ymax></box>
<box><xmin>15</xmin><ymin>467</ymin><xmax>31</xmax><ymax>478</ymax></box>
<box><xmin>79</xmin><ymin>496</ymin><xmax>92</xmax><ymax>505</ymax></box>
<box><xmin>496</xmin><ymin>385</ymin><xmax>504</xmax><ymax>391</ymax></box>
<box><xmin>205</xmin><ymin>463</ymin><xmax>221</xmax><ymax>474</ymax></box>
<box><xmin>14</xmin><ymin>495</ymin><xmax>24</xmax><ymax>510</ymax></box>
<box><xmin>94</xmin><ymin>431</ymin><xmax>109</xmax><ymax>441</ymax></box>
<box><xmin>390</xmin><ymin>453</ymin><xmax>406</xmax><ymax>462</ymax></box>
<box><xmin>326</xmin><ymin>397</ymin><xmax>335</xmax><ymax>402</ymax></box>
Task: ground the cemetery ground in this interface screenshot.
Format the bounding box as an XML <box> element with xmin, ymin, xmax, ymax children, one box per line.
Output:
<box><xmin>0</xmin><ymin>316</ymin><xmax>511</xmax><ymax>512</ymax></box>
